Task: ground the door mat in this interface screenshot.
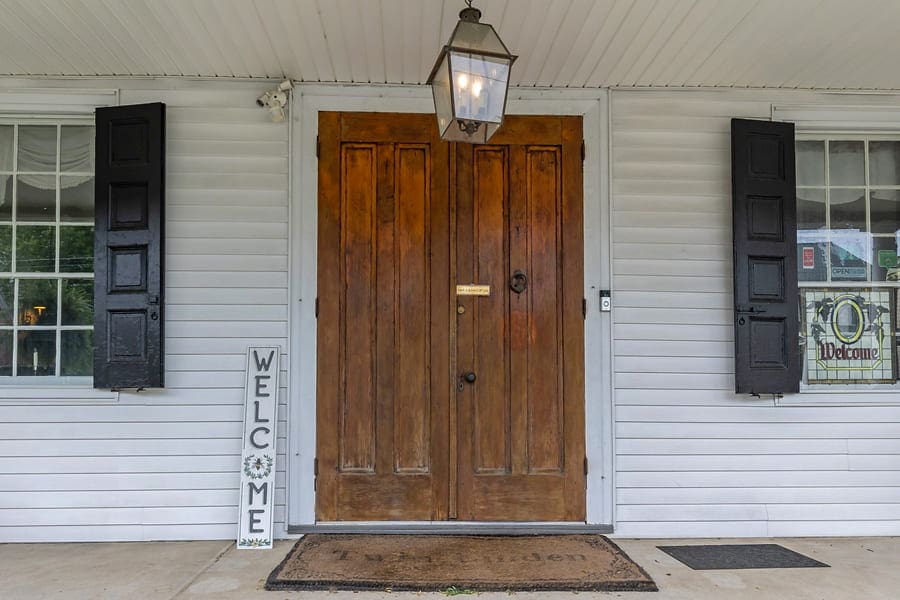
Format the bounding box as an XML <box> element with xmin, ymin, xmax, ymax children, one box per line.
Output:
<box><xmin>266</xmin><ymin>534</ymin><xmax>657</xmax><ymax>592</ymax></box>
<box><xmin>658</xmin><ymin>544</ymin><xmax>830</xmax><ymax>570</ymax></box>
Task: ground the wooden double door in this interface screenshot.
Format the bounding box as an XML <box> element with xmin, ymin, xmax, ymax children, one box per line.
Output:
<box><xmin>316</xmin><ymin>112</ymin><xmax>585</xmax><ymax>522</ymax></box>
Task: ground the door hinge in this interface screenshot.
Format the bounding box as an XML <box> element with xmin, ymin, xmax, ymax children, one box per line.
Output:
<box><xmin>584</xmin><ymin>456</ymin><xmax>589</xmax><ymax>475</ymax></box>
<box><xmin>316</xmin><ymin>135</ymin><xmax>320</xmax><ymax>159</ymax></box>
<box><xmin>313</xmin><ymin>458</ymin><xmax>319</xmax><ymax>491</ymax></box>
<box><xmin>315</xmin><ymin>297</ymin><xmax>319</xmax><ymax>318</ymax></box>
<box><xmin>582</xmin><ymin>298</ymin><xmax>587</xmax><ymax>318</ymax></box>
<box><xmin>580</xmin><ymin>141</ymin><xmax>586</xmax><ymax>161</ymax></box>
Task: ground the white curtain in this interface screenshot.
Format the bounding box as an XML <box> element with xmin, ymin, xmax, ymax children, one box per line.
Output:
<box><xmin>828</xmin><ymin>141</ymin><xmax>865</xmax><ymax>187</ymax></box>
<box><xmin>0</xmin><ymin>126</ymin><xmax>93</xmax><ymax>211</ymax></box>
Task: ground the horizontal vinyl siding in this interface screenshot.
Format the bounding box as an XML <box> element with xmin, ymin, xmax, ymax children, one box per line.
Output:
<box><xmin>0</xmin><ymin>84</ymin><xmax>288</xmax><ymax>542</ymax></box>
<box><xmin>611</xmin><ymin>89</ymin><xmax>900</xmax><ymax>538</ymax></box>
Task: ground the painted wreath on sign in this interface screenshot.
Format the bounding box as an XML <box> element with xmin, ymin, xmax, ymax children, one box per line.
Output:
<box><xmin>243</xmin><ymin>454</ymin><xmax>274</xmax><ymax>479</ymax></box>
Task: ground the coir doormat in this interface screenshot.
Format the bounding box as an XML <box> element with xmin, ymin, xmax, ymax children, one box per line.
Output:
<box><xmin>266</xmin><ymin>534</ymin><xmax>657</xmax><ymax>592</ymax></box>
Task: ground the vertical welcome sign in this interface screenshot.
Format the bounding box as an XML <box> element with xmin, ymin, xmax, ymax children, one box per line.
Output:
<box><xmin>237</xmin><ymin>347</ymin><xmax>280</xmax><ymax>549</ymax></box>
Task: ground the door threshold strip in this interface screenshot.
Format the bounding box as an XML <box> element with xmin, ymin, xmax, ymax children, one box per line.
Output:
<box><xmin>287</xmin><ymin>522</ymin><xmax>613</xmax><ymax>535</ymax></box>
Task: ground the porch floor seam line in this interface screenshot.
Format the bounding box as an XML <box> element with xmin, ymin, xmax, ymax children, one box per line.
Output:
<box><xmin>169</xmin><ymin>540</ymin><xmax>234</xmax><ymax>600</ymax></box>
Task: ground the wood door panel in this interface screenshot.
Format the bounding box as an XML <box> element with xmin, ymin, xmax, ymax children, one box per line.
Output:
<box><xmin>559</xmin><ymin>119</ymin><xmax>587</xmax><ymax>519</ymax></box>
<box><xmin>394</xmin><ymin>144</ymin><xmax>431</xmax><ymax>473</ymax></box>
<box><xmin>340</xmin><ymin>144</ymin><xmax>377</xmax><ymax>472</ymax></box>
<box><xmin>317</xmin><ymin>113</ymin><xmax>450</xmax><ymax>521</ymax></box>
<box><xmin>336</xmin><ymin>474</ymin><xmax>436</xmax><ymax>521</ymax></box>
<box><xmin>525</xmin><ymin>146</ymin><xmax>564</xmax><ymax>474</ymax></box>
<box><xmin>456</xmin><ymin>118</ymin><xmax>585</xmax><ymax>522</ymax></box>
<box><xmin>472</xmin><ymin>147</ymin><xmax>510</xmax><ymax>475</ymax></box>
<box><xmin>469</xmin><ymin>476</ymin><xmax>569</xmax><ymax>522</ymax></box>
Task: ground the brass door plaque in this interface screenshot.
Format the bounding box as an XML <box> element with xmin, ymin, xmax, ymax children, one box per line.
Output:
<box><xmin>456</xmin><ymin>284</ymin><xmax>491</xmax><ymax>297</ymax></box>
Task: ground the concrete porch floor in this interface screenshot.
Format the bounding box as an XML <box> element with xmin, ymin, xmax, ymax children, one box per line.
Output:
<box><xmin>2</xmin><ymin>537</ymin><xmax>898</xmax><ymax>599</ymax></box>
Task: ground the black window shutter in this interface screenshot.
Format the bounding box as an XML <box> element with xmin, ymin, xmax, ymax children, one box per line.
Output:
<box><xmin>93</xmin><ymin>102</ymin><xmax>165</xmax><ymax>389</ymax></box>
<box><xmin>731</xmin><ymin>118</ymin><xmax>799</xmax><ymax>394</ymax></box>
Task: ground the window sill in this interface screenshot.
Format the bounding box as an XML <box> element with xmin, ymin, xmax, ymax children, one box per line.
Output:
<box><xmin>778</xmin><ymin>383</ymin><xmax>900</xmax><ymax>406</ymax></box>
<box><xmin>0</xmin><ymin>379</ymin><xmax>118</xmax><ymax>403</ymax></box>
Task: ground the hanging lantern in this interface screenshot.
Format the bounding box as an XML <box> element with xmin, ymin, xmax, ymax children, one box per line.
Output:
<box><xmin>426</xmin><ymin>1</ymin><xmax>517</xmax><ymax>143</ymax></box>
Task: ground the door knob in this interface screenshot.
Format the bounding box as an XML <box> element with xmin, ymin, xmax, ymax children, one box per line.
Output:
<box><xmin>457</xmin><ymin>371</ymin><xmax>477</xmax><ymax>391</ymax></box>
<box><xmin>510</xmin><ymin>270</ymin><xmax>528</xmax><ymax>294</ymax></box>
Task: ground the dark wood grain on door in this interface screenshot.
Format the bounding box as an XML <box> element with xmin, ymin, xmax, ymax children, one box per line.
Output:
<box><xmin>455</xmin><ymin>117</ymin><xmax>585</xmax><ymax>521</ymax></box>
<box><xmin>316</xmin><ymin>113</ymin><xmax>450</xmax><ymax>521</ymax></box>
<box><xmin>316</xmin><ymin>113</ymin><xmax>584</xmax><ymax>522</ymax></box>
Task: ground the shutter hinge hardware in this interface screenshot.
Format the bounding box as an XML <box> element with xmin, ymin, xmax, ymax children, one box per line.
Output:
<box><xmin>580</xmin><ymin>141</ymin><xmax>585</xmax><ymax>161</ymax></box>
<box><xmin>582</xmin><ymin>298</ymin><xmax>587</xmax><ymax>319</ymax></box>
<box><xmin>584</xmin><ymin>456</ymin><xmax>589</xmax><ymax>475</ymax></box>
<box><xmin>313</xmin><ymin>458</ymin><xmax>318</xmax><ymax>491</ymax></box>
<box><xmin>315</xmin><ymin>298</ymin><xmax>319</xmax><ymax>318</ymax></box>
<box><xmin>316</xmin><ymin>135</ymin><xmax>320</xmax><ymax>159</ymax></box>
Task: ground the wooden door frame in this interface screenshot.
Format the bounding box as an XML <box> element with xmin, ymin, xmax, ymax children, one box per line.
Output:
<box><xmin>287</xmin><ymin>85</ymin><xmax>613</xmax><ymax>530</ymax></box>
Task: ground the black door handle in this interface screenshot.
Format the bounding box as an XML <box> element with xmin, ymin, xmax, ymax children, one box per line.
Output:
<box><xmin>457</xmin><ymin>371</ymin><xmax>477</xmax><ymax>391</ymax></box>
<box><xmin>510</xmin><ymin>270</ymin><xmax>527</xmax><ymax>294</ymax></box>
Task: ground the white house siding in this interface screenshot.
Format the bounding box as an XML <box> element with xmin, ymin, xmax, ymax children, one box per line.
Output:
<box><xmin>7</xmin><ymin>80</ymin><xmax>900</xmax><ymax>543</ymax></box>
<box><xmin>0</xmin><ymin>81</ymin><xmax>289</xmax><ymax>542</ymax></box>
<box><xmin>611</xmin><ymin>89</ymin><xmax>900</xmax><ymax>537</ymax></box>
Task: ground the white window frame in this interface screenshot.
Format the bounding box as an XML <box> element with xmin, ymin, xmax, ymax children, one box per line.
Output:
<box><xmin>797</xmin><ymin>133</ymin><xmax>900</xmax><ymax>285</ymax></box>
<box><xmin>0</xmin><ymin>118</ymin><xmax>95</xmax><ymax>385</ymax></box>
<box><xmin>797</xmin><ymin>132</ymin><xmax>900</xmax><ymax>394</ymax></box>
<box><xmin>775</xmin><ymin>103</ymin><xmax>900</xmax><ymax>403</ymax></box>
<box><xmin>0</xmin><ymin>88</ymin><xmax>117</xmax><ymax>402</ymax></box>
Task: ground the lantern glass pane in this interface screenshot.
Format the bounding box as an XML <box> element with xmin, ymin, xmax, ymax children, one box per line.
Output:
<box><xmin>431</xmin><ymin>55</ymin><xmax>454</xmax><ymax>137</ymax></box>
<box><xmin>484</xmin><ymin>122</ymin><xmax>501</xmax><ymax>141</ymax></box>
<box><xmin>449</xmin><ymin>51</ymin><xmax>510</xmax><ymax>125</ymax></box>
<box><xmin>450</xmin><ymin>21</ymin><xmax>510</xmax><ymax>55</ymax></box>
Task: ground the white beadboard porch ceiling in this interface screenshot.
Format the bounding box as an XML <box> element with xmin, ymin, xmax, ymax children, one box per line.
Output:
<box><xmin>2</xmin><ymin>0</ymin><xmax>899</xmax><ymax>90</ymax></box>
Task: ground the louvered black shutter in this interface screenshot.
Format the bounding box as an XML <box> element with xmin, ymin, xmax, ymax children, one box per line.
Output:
<box><xmin>93</xmin><ymin>103</ymin><xmax>165</xmax><ymax>389</ymax></box>
<box><xmin>731</xmin><ymin>118</ymin><xmax>799</xmax><ymax>394</ymax></box>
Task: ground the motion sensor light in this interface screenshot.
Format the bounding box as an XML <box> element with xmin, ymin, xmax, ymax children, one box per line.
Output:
<box><xmin>256</xmin><ymin>80</ymin><xmax>293</xmax><ymax>123</ymax></box>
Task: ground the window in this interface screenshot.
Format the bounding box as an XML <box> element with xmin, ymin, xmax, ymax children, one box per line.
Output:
<box><xmin>0</xmin><ymin>121</ymin><xmax>94</xmax><ymax>379</ymax></box>
<box><xmin>797</xmin><ymin>136</ymin><xmax>900</xmax><ymax>385</ymax></box>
